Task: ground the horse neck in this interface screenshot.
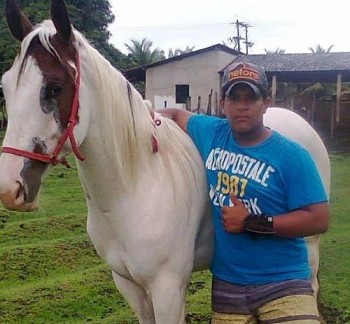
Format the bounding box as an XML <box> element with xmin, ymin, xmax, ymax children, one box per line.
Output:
<box><xmin>76</xmin><ymin>42</ymin><xmax>155</xmax><ymax>194</ymax></box>
<box><xmin>75</xmin><ymin>42</ymin><xmax>208</xmax><ymax>213</ymax></box>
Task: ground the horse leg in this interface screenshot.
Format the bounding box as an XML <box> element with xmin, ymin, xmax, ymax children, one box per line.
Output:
<box><xmin>112</xmin><ymin>271</ymin><xmax>155</xmax><ymax>324</ymax></box>
<box><xmin>149</xmin><ymin>273</ymin><xmax>188</xmax><ymax>324</ymax></box>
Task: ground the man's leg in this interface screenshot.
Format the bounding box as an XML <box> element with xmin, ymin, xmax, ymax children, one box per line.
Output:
<box><xmin>211</xmin><ymin>311</ymin><xmax>257</xmax><ymax>324</ymax></box>
<box><xmin>211</xmin><ymin>277</ymin><xmax>257</xmax><ymax>324</ymax></box>
<box><xmin>257</xmin><ymin>294</ymin><xmax>320</xmax><ymax>323</ymax></box>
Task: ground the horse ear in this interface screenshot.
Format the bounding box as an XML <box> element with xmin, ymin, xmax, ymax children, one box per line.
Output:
<box><xmin>51</xmin><ymin>0</ymin><xmax>73</xmax><ymax>44</ymax></box>
<box><xmin>5</xmin><ymin>0</ymin><xmax>33</xmax><ymax>42</ymax></box>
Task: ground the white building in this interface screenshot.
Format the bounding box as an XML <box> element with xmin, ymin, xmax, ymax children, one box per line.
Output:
<box><xmin>125</xmin><ymin>44</ymin><xmax>240</xmax><ymax>114</ymax></box>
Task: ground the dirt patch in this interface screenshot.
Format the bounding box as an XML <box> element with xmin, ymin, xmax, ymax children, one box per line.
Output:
<box><xmin>320</xmin><ymin>303</ymin><xmax>350</xmax><ymax>324</ymax></box>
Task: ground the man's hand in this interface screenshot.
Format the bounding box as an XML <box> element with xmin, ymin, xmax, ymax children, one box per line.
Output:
<box><xmin>221</xmin><ymin>194</ymin><xmax>249</xmax><ymax>233</ymax></box>
<box><xmin>156</xmin><ymin>108</ymin><xmax>193</xmax><ymax>133</ymax></box>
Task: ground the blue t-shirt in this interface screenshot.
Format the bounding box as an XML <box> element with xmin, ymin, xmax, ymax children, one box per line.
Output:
<box><xmin>187</xmin><ymin>114</ymin><xmax>328</xmax><ymax>285</ymax></box>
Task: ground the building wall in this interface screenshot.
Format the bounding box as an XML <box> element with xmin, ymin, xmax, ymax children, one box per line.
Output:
<box><xmin>145</xmin><ymin>50</ymin><xmax>237</xmax><ymax>112</ymax></box>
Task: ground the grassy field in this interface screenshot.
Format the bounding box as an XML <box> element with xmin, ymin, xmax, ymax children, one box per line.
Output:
<box><xmin>0</xmin><ymin>134</ymin><xmax>350</xmax><ymax>323</ymax></box>
<box><xmin>319</xmin><ymin>153</ymin><xmax>350</xmax><ymax>323</ymax></box>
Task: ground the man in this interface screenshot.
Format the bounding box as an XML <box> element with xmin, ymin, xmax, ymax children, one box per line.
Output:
<box><xmin>159</xmin><ymin>62</ymin><xmax>329</xmax><ymax>323</ymax></box>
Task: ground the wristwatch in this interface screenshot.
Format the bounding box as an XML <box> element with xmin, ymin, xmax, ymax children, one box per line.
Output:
<box><xmin>244</xmin><ymin>214</ymin><xmax>276</xmax><ymax>235</ymax></box>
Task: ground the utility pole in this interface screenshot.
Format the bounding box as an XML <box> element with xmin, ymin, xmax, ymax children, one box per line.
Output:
<box><xmin>228</xmin><ymin>20</ymin><xmax>254</xmax><ymax>54</ymax></box>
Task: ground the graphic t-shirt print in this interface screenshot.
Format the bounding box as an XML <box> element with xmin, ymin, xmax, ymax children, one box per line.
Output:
<box><xmin>206</xmin><ymin>147</ymin><xmax>275</xmax><ymax>214</ymax></box>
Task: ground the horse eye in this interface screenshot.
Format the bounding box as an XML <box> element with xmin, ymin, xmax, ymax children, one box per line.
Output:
<box><xmin>46</xmin><ymin>83</ymin><xmax>63</xmax><ymax>99</ymax></box>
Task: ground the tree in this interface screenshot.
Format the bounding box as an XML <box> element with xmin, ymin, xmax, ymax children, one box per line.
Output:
<box><xmin>0</xmin><ymin>0</ymin><xmax>132</xmax><ymax>75</ymax></box>
<box><xmin>300</xmin><ymin>44</ymin><xmax>335</xmax><ymax>100</ymax></box>
<box><xmin>124</xmin><ymin>38</ymin><xmax>165</xmax><ymax>67</ymax></box>
<box><xmin>168</xmin><ymin>46</ymin><xmax>195</xmax><ymax>58</ymax></box>
<box><xmin>264</xmin><ymin>48</ymin><xmax>286</xmax><ymax>54</ymax></box>
<box><xmin>308</xmin><ymin>44</ymin><xmax>334</xmax><ymax>53</ymax></box>
<box><xmin>64</xmin><ymin>0</ymin><xmax>132</xmax><ymax>69</ymax></box>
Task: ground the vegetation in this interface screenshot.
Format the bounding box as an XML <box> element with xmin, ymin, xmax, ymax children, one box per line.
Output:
<box><xmin>263</xmin><ymin>44</ymin><xmax>335</xmax><ymax>56</ymax></box>
<box><xmin>0</xmin><ymin>0</ymin><xmax>133</xmax><ymax>75</ymax></box>
<box><xmin>309</xmin><ymin>44</ymin><xmax>334</xmax><ymax>54</ymax></box>
<box><xmin>272</xmin><ymin>44</ymin><xmax>350</xmax><ymax>108</ymax></box>
<box><xmin>0</xmin><ymin>126</ymin><xmax>349</xmax><ymax>323</ymax></box>
<box><xmin>319</xmin><ymin>154</ymin><xmax>350</xmax><ymax>317</ymax></box>
<box><xmin>264</xmin><ymin>47</ymin><xmax>286</xmax><ymax>54</ymax></box>
<box><xmin>124</xmin><ymin>38</ymin><xmax>165</xmax><ymax>67</ymax></box>
<box><xmin>0</xmin><ymin>2</ymin><xmax>349</xmax><ymax>320</ymax></box>
<box><xmin>168</xmin><ymin>46</ymin><xmax>196</xmax><ymax>58</ymax></box>
<box><xmin>0</xmin><ymin>0</ymin><xmax>195</xmax><ymax>101</ymax></box>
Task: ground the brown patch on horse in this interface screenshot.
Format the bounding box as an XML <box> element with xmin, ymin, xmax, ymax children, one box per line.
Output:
<box><xmin>16</xmin><ymin>33</ymin><xmax>78</xmax><ymax>200</ymax></box>
<box><xmin>24</xmin><ymin>35</ymin><xmax>77</xmax><ymax>129</ymax></box>
<box><xmin>5</xmin><ymin>0</ymin><xmax>33</xmax><ymax>41</ymax></box>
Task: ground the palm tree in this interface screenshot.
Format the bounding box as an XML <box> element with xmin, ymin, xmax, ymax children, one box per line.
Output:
<box><xmin>168</xmin><ymin>46</ymin><xmax>195</xmax><ymax>58</ymax></box>
<box><xmin>301</xmin><ymin>44</ymin><xmax>335</xmax><ymax>100</ymax></box>
<box><xmin>292</xmin><ymin>44</ymin><xmax>336</xmax><ymax>123</ymax></box>
<box><xmin>308</xmin><ymin>44</ymin><xmax>334</xmax><ymax>53</ymax></box>
<box><xmin>264</xmin><ymin>48</ymin><xmax>286</xmax><ymax>54</ymax></box>
<box><xmin>300</xmin><ymin>82</ymin><xmax>330</xmax><ymax>98</ymax></box>
<box><xmin>124</xmin><ymin>38</ymin><xmax>165</xmax><ymax>67</ymax></box>
<box><xmin>302</xmin><ymin>44</ymin><xmax>335</xmax><ymax>99</ymax></box>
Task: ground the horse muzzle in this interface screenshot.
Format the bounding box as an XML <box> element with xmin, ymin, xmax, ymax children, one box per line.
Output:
<box><xmin>0</xmin><ymin>181</ymin><xmax>39</xmax><ymax>211</ymax></box>
<box><xmin>0</xmin><ymin>155</ymin><xmax>42</xmax><ymax>212</ymax></box>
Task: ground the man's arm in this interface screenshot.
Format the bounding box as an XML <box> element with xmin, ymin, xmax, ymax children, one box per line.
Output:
<box><xmin>272</xmin><ymin>202</ymin><xmax>329</xmax><ymax>237</ymax></box>
<box><xmin>157</xmin><ymin>108</ymin><xmax>193</xmax><ymax>133</ymax></box>
<box><xmin>222</xmin><ymin>194</ymin><xmax>329</xmax><ymax>237</ymax></box>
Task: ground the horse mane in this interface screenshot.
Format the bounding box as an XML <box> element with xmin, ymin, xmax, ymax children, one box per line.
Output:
<box><xmin>73</xmin><ymin>29</ymin><xmax>154</xmax><ymax>184</ymax></box>
<box><xmin>20</xmin><ymin>20</ymin><xmax>203</xmax><ymax>190</ymax></box>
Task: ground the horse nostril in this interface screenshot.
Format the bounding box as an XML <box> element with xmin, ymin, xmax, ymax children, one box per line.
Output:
<box><xmin>0</xmin><ymin>181</ymin><xmax>37</xmax><ymax>212</ymax></box>
<box><xmin>15</xmin><ymin>181</ymin><xmax>28</xmax><ymax>202</ymax></box>
<box><xmin>15</xmin><ymin>181</ymin><xmax>22</xmax><ymax>200</ymax></box>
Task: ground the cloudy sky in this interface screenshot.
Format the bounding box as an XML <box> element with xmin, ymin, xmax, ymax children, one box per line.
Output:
<box><xmin>108</xmin><ymin>0</ymin><xmax>350</xmax><ymax>55</ymax></box>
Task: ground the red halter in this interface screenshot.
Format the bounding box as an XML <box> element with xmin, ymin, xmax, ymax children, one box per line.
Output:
<box><xmin>1</xmin><ymin>54</ymin><xmax>85</xmax><ymax>168</ymax></box>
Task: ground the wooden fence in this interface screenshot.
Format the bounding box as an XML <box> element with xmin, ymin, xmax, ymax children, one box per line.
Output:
<box><xmin>277</xmin><ymin>99</ymin><xmax>350</xmax><ymax>141</ymax></box>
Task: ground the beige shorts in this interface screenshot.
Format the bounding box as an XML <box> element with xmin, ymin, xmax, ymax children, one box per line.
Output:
<box><xmin>211</xmin><ymin>294</ymin><xmax>320</xmax><ymax>323</ymax></box>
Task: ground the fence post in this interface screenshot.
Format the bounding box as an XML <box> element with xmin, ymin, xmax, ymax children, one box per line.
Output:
<box><xmin>185</xmin><ymin>96</ymin><xmax>191</xmax><ymax>111</ymax></box>
<box><xmin>197</xmin><ymin>96</ymin><xmax>201</xmax><ymax>114</ymax></box>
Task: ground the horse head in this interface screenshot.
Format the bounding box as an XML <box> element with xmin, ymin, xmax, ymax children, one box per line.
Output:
<box><xmin>0</xmin><ymin>0</ymin><xmax>85</xmax><ymax>211</ymax></box>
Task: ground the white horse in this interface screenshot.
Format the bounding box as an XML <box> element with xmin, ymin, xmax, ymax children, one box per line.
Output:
<box><xmin>0</xmin><ymin>0</ymin><xmax>329</xmax><ymax>323</ymax></box>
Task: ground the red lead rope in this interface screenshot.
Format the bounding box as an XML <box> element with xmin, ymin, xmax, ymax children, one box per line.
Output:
<box><xmin>1</xmin><ymin>54</ymin><xmax>85</xmax><ymax>168</ymax></box>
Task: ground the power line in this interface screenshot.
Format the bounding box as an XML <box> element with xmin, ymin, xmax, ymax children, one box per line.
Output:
<box><xmin>111</xmin><ymin>22</ymin><xmax>231</xmax><ymax>32</ymax></box>
<box><xmin>228</xmin><ymin>20</ymin><xmax>254</xmax><ymax>54</ymax></box>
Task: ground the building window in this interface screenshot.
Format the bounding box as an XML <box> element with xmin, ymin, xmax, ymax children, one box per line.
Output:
<box><xmin>175</xmin><ymin>84</ymin><xmax>189</xmax><ymax>104</ymax></box>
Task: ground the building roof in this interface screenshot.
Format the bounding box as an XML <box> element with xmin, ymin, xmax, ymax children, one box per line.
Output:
<box><xmin>124</xmin><ymin>44</ymin><xmax>240</xmax><ymax>81</ymax></box>
<box><xmin>124</xmin><ymin>44</ymin><xmax>350</xmax><ymax>83</ymax></box>
<box><xmin>228</xmin><ymin>53</ymin><xmax>350</xmax><ymax>82</ymax></box>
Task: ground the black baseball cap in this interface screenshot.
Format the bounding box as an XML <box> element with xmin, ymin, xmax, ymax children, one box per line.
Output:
<box><xmin>222</xmin><ymin>62</ymin><xmax>269</xmax><ymax>98</ymax></box>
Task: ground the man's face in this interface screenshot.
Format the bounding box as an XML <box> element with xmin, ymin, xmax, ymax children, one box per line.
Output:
<box><xmin>221</xmin><ymin>83</ymin><xmax>270</xmax><ymax>135</ymax></box>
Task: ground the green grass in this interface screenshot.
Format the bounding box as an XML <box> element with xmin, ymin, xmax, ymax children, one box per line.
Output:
<box><xmin>0</xmin><ymin>131</ymin><xmax>349</xmax><ymax>323</ymax></box>
<box><xmin>318</xmin><ymin>154</ymin><xmax>350</xmax><ymax>323</ymax></box>
<box><xmin>0</xmin><ymin>158</ymin><xmax>138</xmax><ymax>323</ymax></box>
